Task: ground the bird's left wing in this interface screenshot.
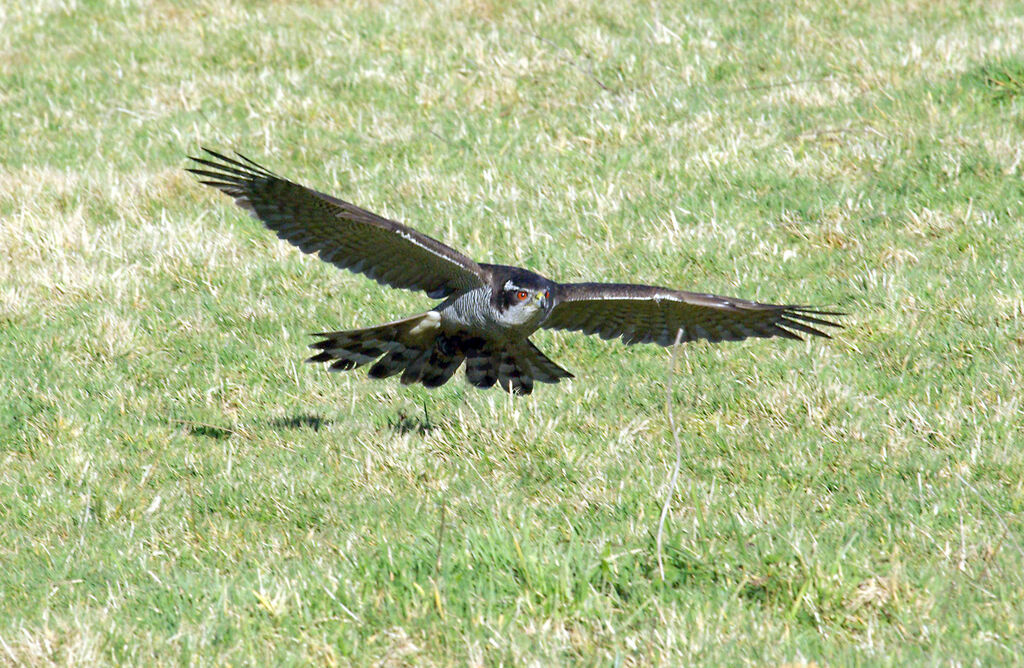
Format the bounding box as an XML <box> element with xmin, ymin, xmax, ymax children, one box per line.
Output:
<box><xmin>543</xmin><ymin>283</ymin><xmax>842</xmax><ymax>345</ymax></box>
<box><xmin>188</xmin><ymin>149</ymin><xmax>488</xmax><ymax>298</ymax></box>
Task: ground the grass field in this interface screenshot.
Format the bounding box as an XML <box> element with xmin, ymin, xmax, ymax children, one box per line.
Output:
<box><xmin>3</xmin><ymin>0</ymin><xmax>1024</xmax><ymax>664</ymax></box>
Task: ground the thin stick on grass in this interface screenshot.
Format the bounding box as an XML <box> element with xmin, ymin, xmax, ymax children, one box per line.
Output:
<box><xmin>657</xmin><ymin>328</ymin><xmax>685</xmax><ymax>581</ymax></box>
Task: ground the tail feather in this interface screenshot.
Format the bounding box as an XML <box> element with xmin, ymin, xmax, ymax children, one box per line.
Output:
<box><xmin>400</xmin><ymin>348</ymin><xmax>433</xmax><ymax>386</ymax></box>
<box><xmin>520</xmin><ymin>341</ymin><xmax>574</xmax><ymax>385</ymax></box>
<box><xmin>368</xmin><ymin>348</ymin><xmax>417</xmax><ymax>379</ymax></box>
<box><xmin>497</xmin><ymin>349</ymin><xmax>532</xmax><ymax>395</ymax></box>
<box><xmin>465</xmin><ymin>354</ymin><xmax>498</xmax><ymax>389</ymax></box>
<box><xmin>465</xmin><ymin>341</ymin><xmax>573</xmax><ymax>395</ymax></box>
<box><xmin>421</xmin><ymin>347</ymin><xmax>466</xmax><ymax>388</ymax></box>
<box><xmin>310</xmin><ymin>312</ymin><xmax>444</xmax><ymax>381</ymax></box>
<box><xmin>309</xmin><ymin>313</ymin><xmax>572</xmax><ymax>394</ymax></box>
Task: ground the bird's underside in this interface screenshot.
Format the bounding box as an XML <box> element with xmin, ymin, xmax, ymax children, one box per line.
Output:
<box><xmin>188</xmin><ymin>148</ymin><xmax>843</xmax><ymax>395</ymax></box>
<box><xmin>306</xmin><ymin>313</ymin><xmax>573</xmax><ymax>396</ymax></box>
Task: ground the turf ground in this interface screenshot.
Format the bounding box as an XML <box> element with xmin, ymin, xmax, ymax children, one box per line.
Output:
<box><xmin>2</xmin><ymin>0</ymin><xmax>1023</xmax><ymax>664</ymax></box>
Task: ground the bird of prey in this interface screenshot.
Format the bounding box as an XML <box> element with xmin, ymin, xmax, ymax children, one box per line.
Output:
<box><xmin>187</xmin><ymin>149</ymin><xmax>841</xmax><ymax>395</ymax></box>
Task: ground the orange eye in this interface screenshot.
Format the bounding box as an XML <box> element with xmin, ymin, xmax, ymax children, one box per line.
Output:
<box><xmin>516</xmin><ymin>290</ymin><xmax>528</xmax><ymax>301</ymax></box>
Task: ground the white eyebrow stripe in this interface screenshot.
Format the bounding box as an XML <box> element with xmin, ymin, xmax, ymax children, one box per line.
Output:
<box><xmin>504</xmin><ymin>280</ymin><xmax>523</xmax><ymax>291</ymax></box>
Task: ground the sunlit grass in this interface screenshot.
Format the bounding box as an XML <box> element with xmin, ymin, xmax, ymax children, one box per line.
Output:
<box><xmin>2</xmin><ymin>0</ymin><xmax>1023</xmax><ymax>664</ymax></box>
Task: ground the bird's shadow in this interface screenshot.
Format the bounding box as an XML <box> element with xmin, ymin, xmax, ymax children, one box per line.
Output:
<box><xmin>264</xmin><ymin>405</ymin><xmax>441</xmax><ymax>436</ymax></box>
<box><xmin>386</xmin><ymin>409</ymin><xmax>438</xmax><ymax>435</ymax></box>
<box><xmin>380</xmin><ymin>398</ymin><xmax>445</xmax><ymax>435</ymax></box>
<box><xmin>267</xmin><ymin>413</ymin><xmax>332</xmax><ymax>432</ymax></box>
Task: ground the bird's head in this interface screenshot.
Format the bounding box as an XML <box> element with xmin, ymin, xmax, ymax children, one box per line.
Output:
<box><xmin>494</xmin><ymin>269</ymin><xmax>554</xmax><ymax>326</ymax></box>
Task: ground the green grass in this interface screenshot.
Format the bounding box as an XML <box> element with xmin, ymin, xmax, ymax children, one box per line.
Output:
<box><xmin>2</xmin><ymin>0</ymin><xmax>1024</xmax><ymax>663</ymax></box>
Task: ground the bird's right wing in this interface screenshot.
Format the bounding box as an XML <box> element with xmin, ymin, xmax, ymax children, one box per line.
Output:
<box><xmin>188</xmin><ymin>149</ymin><xmax>488</xmax><ymax>298</ymax></box>
<box><xmin>544</xmin><ymin>282</ymin><xmax>842</xmax><ymax>345</ymax></box>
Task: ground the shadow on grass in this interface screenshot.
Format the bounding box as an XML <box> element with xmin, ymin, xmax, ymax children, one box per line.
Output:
<box><xmin>172</xmin><ymin>414</ymin><xmax>333</xmax><ymax>438</ymax></box>
<box><xmin>268</xmin><ymin>414</ymin><xmax>332</xmax><ymax>432</ymax></box>
<box><xmin>958</xmin><ymin>57</ymin><xmax>1024</xmax><ymax>103</ymax></box>
<box><xmin>188</xmin><ymin>423</ymin><xmax>232</xmax><ymax>440</ymax></box>
<box><xmin>653</xmin><ymin>539</ymin><xmax>830</xmax><ymax>629</ymax></box>
<box><xmin>171</xmin><ymin>418</ymin><xmax>235</xmax><ymax>440</ymax></box>
<box><xmin>386</xmin><ymin>409</ymin><xmax>437</xmax><ymax>435</ymax></box>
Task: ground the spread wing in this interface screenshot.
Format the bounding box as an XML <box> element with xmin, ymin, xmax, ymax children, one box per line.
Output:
<box><xmin>544</xmin><ymin>283</ymin><xmax>842</xmax><ymax>345</ymax></box>
<box><xmin>187</xmin><ymin>148</ymin><xmax>488</xmax><ymax>299</ymax></box>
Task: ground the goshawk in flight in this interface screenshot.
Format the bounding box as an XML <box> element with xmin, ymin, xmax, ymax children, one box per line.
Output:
<box><xmin>188</xmin><ymin>149</ymin><xmax>841</xmax><ymax>395</ymax></box>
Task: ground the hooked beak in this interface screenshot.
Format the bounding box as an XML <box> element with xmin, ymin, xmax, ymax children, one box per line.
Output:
<box><xmin>535</xmin><ymin>289</ymin><xmax>551</xmax><ymax>308</ymax></box>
